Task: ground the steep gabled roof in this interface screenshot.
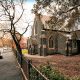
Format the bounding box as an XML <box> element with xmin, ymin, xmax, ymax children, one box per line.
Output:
<box><xmin>40</xmin><ymin>15</ymin><xmax>51</xmax><ymax>25</ymax></box>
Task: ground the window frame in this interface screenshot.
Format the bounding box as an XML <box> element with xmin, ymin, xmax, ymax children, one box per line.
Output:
<box><xmin>48</xmin><ymin>36</ymin><xmax>54</xmax><ymax>49</ymax></box>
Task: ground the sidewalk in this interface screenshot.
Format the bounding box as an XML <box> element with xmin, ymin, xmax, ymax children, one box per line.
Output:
<box><xmin>0</xmin><ymin>49</ymin><xmax>22</xmax><ymax>80</ymax></box>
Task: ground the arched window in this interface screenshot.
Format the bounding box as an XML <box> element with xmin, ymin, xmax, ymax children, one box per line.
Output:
<box><xmin>49</xmin><ymin>36</ymin><xmax>54</xmax><ymax>48</ymax></box>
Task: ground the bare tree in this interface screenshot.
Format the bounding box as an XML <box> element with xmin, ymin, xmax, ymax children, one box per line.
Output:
<box><xmin>0</xmin><ymin>0</ymin><xmax>30</xmax><ymax>65</ymax></box>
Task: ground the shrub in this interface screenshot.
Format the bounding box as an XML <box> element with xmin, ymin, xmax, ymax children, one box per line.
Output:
<box><xmin>39</xmin><ymin>62</ymin><xmax>69</xmax><ymax>80</ymax></box>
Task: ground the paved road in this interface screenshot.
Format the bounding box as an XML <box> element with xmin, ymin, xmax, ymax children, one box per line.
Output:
<box><xmin>0</xmin><ymin>49</ymin><xmax>22</xmax><ymax>80</ymax></box>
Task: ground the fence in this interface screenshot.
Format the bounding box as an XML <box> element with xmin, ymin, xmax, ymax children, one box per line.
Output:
<box><xmin>14</xmin><ymin>49</ymin><xmax>49</xmax><ymax>80</ymax></box>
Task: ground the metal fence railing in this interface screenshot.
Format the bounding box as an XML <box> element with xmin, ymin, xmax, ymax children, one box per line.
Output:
<box><xmin>13</xmin><ymin>49</ymin><xmax>49</xmax><ymax>80</ymax></box>
<box><xmin>29</xmin><ymin>63</ymin><xmax>49</xmax><ymax>80</ymax></box>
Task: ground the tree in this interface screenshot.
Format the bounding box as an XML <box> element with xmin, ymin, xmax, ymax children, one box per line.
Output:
<box><xmin>33</xmin><ymin>0</ymin><xmax>80</xmax><ymax>31</ymax></box>
<box><xmin>0</xmin><ymin>0</ymin><xmax>30</xmax><ymax>66</ymax></box>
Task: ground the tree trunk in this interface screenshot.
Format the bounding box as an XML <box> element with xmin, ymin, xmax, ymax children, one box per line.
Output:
<box><xmin>11</xmin><ymin>33</ymin><xmax>23</xmax><ymax>67</ymax></box>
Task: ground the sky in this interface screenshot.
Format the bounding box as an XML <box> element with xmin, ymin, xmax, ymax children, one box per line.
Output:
<box><xmin>27</xmin><ymin>0</ymin><xmax>35</xmax><ymax>2</ymax></box>
<box><xmin>0</xmin><ymin>0</ymin><xmax>35</xmax><ymax>38</ymax></box>
<box><xmin>16</xmin><ymin>0</ymin><xmax>35</xmax><ymax>37</ymax></box>
<box><xmin>23</xmin><ymin>0</ymin><xmax>35</xmax><ymax>37</ymax></box>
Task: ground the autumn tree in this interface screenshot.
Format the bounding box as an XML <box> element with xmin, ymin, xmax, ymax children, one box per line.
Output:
<box><xmin>33</xmin><ymin>0</ymin><xmax>80</xmax><ymax>31</ymax></box>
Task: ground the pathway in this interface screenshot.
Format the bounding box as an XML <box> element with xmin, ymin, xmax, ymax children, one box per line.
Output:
<box><xmin>0</xmin><ymin>48</ymin><xmax>23</xmax><ymax>80</ymax></box>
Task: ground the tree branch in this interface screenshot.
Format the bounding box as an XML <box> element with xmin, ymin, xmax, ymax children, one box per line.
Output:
<box><xmin>0</xmin><ymin>1</ymin><xmax>11</xmax><ymax>17</ymax></box>
<box><xmin>64</xmin><ymin>5</ymin><xmax>80</xmax><ymax>13</ymax></box>
<box><xmin>14</xmin><ymin>1</ymin><xmax>24</xmax><ymax>24</ymax></box>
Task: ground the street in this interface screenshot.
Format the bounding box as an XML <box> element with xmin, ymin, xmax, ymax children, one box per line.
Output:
<box><xmin>0</xmin><ymin>48</ymin><xmax>22</xmax><ymax>80</ymax></box>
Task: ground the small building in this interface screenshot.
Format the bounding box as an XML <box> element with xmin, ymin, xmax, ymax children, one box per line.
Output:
<box><xmin>20</xmin><ymin>37</ymin><xmax>27</xmax><ymax>49</ymax></box>
<box><xmin>27</xmin><ymin>13</ymin><xmax>80</xmax><ymax>56</ymax></box>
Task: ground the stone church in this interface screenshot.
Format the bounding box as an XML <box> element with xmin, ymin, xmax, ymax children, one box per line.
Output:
<box><xmin>27</xmin><ymin>13</ymin><xmax>80</xmax><ymax>56</ymax></box>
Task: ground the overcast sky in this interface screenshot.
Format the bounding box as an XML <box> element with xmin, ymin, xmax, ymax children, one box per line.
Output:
<box><xmin>24</xmin><ymin>0</ymin><xmax>35</xmax><ymax>37</ymax></box>
<box><xmin>16</xmin><ymin>0</ymin><xmax>35</xmax><ymax>37</ymax></box>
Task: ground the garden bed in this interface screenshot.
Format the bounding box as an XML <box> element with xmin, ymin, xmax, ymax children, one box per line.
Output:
<box><xmin>24</xmin><ymin>54</ymin><xmax>80</xmax><ymax>79</ymax></box>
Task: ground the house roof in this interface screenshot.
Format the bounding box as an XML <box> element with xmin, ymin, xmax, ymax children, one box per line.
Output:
<box><xmin>40</xmin><ymin>15</ymin><xmax>51</xmax><ymax>25</ymax></box>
